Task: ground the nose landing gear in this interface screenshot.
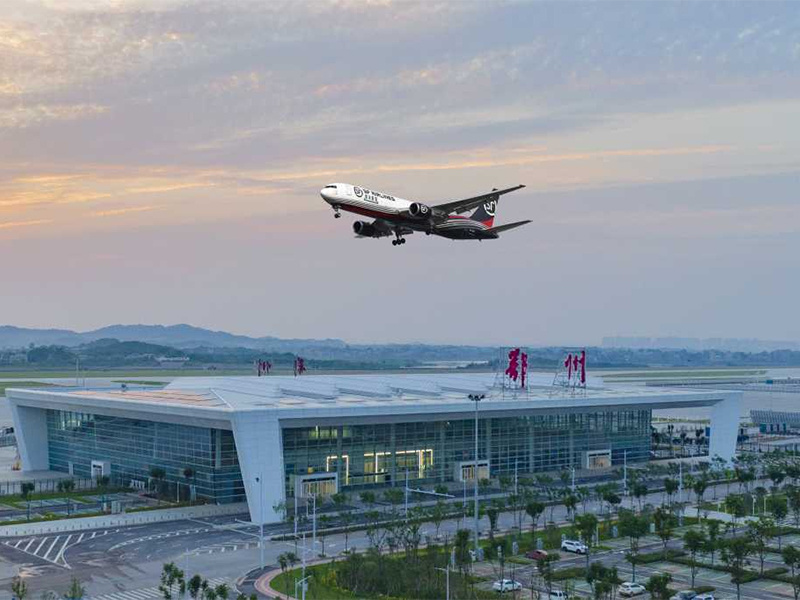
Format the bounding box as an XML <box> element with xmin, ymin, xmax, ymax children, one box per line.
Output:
<box><xmin>333</xmin><ymin>206</ymin><xmax>341</xmax><ymax>219</ymax></box>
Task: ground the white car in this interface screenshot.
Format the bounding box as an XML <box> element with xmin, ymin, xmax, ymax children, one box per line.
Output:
<box><xmin>695</xmin><ymin>595</ymin><xmax>715</xmax><ymax>600</ymax></box>
<box><xmin>670</xmin><ymin>592</ymin><xmax>697</xmax><ymax>600</ymax></box>
<box><xmin>619</xmin><ymin>582</ymin><xmax>647</xmax><ymax>597</ymax></box>
<box><xmin>548</xmin><ymin>592</ymin><xmax>569</xmax><ymax>600</ymax></box>
<box><xmin>560</xmin><ymin>539</ymin><xmax>588</xmax><ymax>554</ymax></box>
<box><xmin>492</xmin><ymin>579</ymin><xmax>523</xmax><ymax>593</ymax></box>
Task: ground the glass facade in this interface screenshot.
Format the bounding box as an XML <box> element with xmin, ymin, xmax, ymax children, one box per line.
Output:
<box><xmin>282</xmin><ymin>409</ymin><xmax>651</xmax><ymax>498</ymax></box>
<box><xmin>46</xmin><ymin>410</ymin><xmax>244</xmax><ymax>504</ymax></box>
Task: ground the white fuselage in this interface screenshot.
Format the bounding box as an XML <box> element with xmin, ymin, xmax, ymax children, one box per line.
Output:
<box><xmin>320</xmin><ymin>182</ymin><xmax>413</xmax><ymax>220</ymax></box>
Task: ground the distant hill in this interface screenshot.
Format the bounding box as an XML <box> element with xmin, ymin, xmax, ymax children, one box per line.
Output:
<box><xmin>0</xmin><ymin>324</ymin><xmax>346</xmax><ymax>352</ymax></box>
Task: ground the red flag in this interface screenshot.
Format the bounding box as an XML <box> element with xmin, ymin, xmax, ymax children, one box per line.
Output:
<box><xmin>520</xmin><ymin>352</ymin><xmax>528</xmax><ymax>388</ymax></box>
<box><xmin>505</xmin><ymin>348</ymin><xmax>520</xmax><ymax>381</ymax></box>
<box><xmin>579</xmin><ymin>350</ymin><xmax>586</xmax><ymax>384</ymax></box>
<box><xmin>565</xmin><ymin>353</ymin><xmax>573</xmax><ymax>379</ymax></box>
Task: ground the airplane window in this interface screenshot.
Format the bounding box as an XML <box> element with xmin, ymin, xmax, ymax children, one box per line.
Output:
<box><xmin>323</xmin><ymin>185</ymin><xmax>337</xmax><ymax>189</ymax></box>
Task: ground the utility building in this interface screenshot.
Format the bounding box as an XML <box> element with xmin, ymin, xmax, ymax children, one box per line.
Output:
<box><xmin>7</xmin><ymin>373</ymin><xmax>740</xmax><ymax>524</ymax></box>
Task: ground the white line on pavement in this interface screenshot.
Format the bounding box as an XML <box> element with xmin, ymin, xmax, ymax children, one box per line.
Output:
<box><xmin>43</xmin><ymin>536</ymin><xmax>60</xmax><ymax>561</ymax></box>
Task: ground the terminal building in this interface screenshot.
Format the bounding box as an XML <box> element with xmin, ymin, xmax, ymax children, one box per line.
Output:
<box><xmin>7</xmin><ymin>373</ymin><xmax>740</xmax><ymax>524</ymax></box>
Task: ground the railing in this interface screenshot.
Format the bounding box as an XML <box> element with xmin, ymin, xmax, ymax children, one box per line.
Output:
<box><xmin>0</xmin><ymin>476</ymin><xmax>106</xmax><ymax>496</ymax></box>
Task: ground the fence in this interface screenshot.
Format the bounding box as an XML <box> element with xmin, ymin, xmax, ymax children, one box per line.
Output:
<box><xmin>0</xmin><ymin>476</ymin><xmax>103</xmax><ymax>497</ymax></box>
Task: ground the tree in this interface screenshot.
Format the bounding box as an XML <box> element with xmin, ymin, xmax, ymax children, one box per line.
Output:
<box><xmin>318</xmin><ymin>514</ymin><xmax>331</xmax><ymax>556</ymax></box>
<box><xmin>21</xmin><ymin>482</ymin><xmax>35</xmax><ymax>521</ymax></box>
<box><xmin>486</xmin><ymin>505</ymin><xmax>499</xmax><ymax>540</ymax></box>
<box><xmin>725</xmin><ymin>494</ymin><xmax>747</xmax><ymax>534</ymax></box>
<box><xmin>213</xmin><ymin>584</ymin><xmax>228</xmax><ymax>600</ymax></box>
<box><xmin>187</xmin><ymin>575</ymin><xmax>203</xmax><ymax>600</ymax></box>
<box><xmin>747</xmin><ymin>515</ymin><xmax>775</xmax><ymax>575</ymax></box>
<box><xmin>159</xmin><ymin>562</ymin><xmax>185</xmax><ymax>600</ymax></box>
<box><xmin>62</xmin><ymin>577</ymin><xmax>85</xmax><ymax>600</ymax></box>
<box><xmin>769</xmin><ymin>494</ymin><xmax>789</xmax><ymax>549</ymax></box>
<box><xmin>537</xmin><ymin>552</ymin><xmax>561</xmax><ymax>597</ymax></box>
<box><xmin>645</xmin><ymin>573</ymin><xmax>672</xmax><ymax>600</ymax></box>
<box><xmin>783</xmin><ymin>545</ymin><xmax>800</xmax><ymax>600</ymax></box>
<box><xmin>683</xmin><ymin>529</ymin><xmax>707</xmax><ymax>589</ymax></box>
<box><xmin>564</xmin><ymin>494</ymin><xmax>578</xmax><ymax>522</ymax></box>
<box><xmin>663</xmin><ymin>478</ymin><xmax>678</xmax><ymax>507</ymax></box>
<box><xmin>789</xmin><ymin>486</ymin><xmax>800</xmax><ymax>527</ymax></box>
<box><xmin>653</xmin><ymin>507</ymin><xmax>676</xmax><ymax>559</ymax></box>
<box><xmin>692</xmin><ymin>476</ymin><xmax>708</xmax><ymax>509</ymax></box>
<box><xmin>429</xmin><ymin>500</ymin><xmax>447</xmax><ymax>539</ymax></box>
<box><xmin>149</xmin><ymin>466</ymin><xmax>167</xmax><ymax>496</ymax></box>
<box><xmin>359</xmin><ymin>490</ymin><xmax>376</xmax><ymax>507</ymax></box>
<box><xmin>183</xmin><ymin>467</ymin><xmax>195</xmax><ymax>503</ymax></box>
<box><xmin>575</xmin><ymin>513</ymin><xmax>599</xmax><ymax>570</ymax></box>
<box><xmin>454</xmin><ymin>529</ymin><xmax>472</xmax><ymax>595</ymax></box>
<box><xmin>704</xmin><ymin>519</ymin><xmax>721</xmax><ymax>566</ymax></box>
<box><xmin>632</xmin><ymin>481</ymin><xmax>648</xmax><ymax>513</ymax></box>
<box><xmin>277</xmin><ymin>553</ymin><xmax>290</xmax><ymax>598</ymax></box>
<box><xmin>619</xmin><ymin>509</ymin><xmax>650</xmax><ymax>583</ymax></box>
<box><xmin>11</xmin><ymin>576</ymin><xmax>28</xmax><ymax>600</ymax></box>
<box><xmin>525</xmin><ymin>500</ymin><xmax>545</xmax><ymax>544</ymax></box>
<box><xmin>721</xmin><ymin>536</ymin><xmax>753</xmax><ymax>600</ymax></box>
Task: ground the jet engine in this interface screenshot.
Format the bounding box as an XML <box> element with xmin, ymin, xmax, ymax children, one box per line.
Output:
<box><xmin>353</xmin><ymin>221</ymin><xmax>378</xmax><ymax>237</ymax></box>
<box><xmin>408</xmin><ymin>202</ymin><xmax>432</xmax><ymax>218</ymax></box>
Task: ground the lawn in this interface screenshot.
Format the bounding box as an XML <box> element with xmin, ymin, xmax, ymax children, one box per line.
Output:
<box><xmin>0</xmin><ymin>381</ymin><xmax>55</xmax><ymax>396</ymax></box>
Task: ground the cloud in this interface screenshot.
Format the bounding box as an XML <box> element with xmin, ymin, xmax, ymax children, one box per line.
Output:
<box><xmin>0</xmin><ymin>218</ymin><xmax>52</xmax><ymax>230</ymax></box>
<box><xmin>92</xmin><ymin>205</ymin><xmax>159</xmax><ymax>217</ymax></box>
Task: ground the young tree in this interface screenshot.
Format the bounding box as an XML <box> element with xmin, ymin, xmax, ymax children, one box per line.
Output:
<box><xmin>645</xmin><ymin>573</ymin><xmax>672</xmax><ymax>600</ymax></box>
<box><xmin>705</xmin><ymin>519</ymin><xmax>721</xmax><ymax>567</ymax></box>
<box><xmin>725</xmin><ymin>494</ymin><xmax>747</xmax><ymax>534</ymax></box>
<box><xmin>537</xmin><ymin>552</ymin><xmax>561</xmax><ymax>597</ymax></box>
<box><xmin>525</xmin><ymin>500</ymin><xmax>545</xmax><ymax>544</ymax></box>
<box><xmin>11</xmin><ymin>576</ymin><xmax>28</xmax><ymax>600</ymax></box>
<box><xmin>182</xmin><ymin>467</ymin><xmax>194</xmax><ymax>503</ymax></box>
<box><xmin>21</xmin><ymin>482</ymin><xmax>35</xmax><ymax>521</ymax></box>
<box><xmin>359</xmin><ymin>490</ymin><xmax>376</xmax><ymax>508</ymax></box>
<box><xmin>213</xmin><ymin>584</ymin><xmax>228</xmax><ymax>600</ymax></box>
<box><xmin>783</xmin><ymin>545</ymin><xmax>800</xmax><ymax>600</ymax></box>
<box><xmin>454</xmin><ymin>529</ymin><xmax>472</xmax><ymax>595</ymax></box>
<box><xmin>618</xmin><ymin>509</ymin><xmax>649</xmax><ymax>583</ymax></box>
<box><xmin>575</xmin><ymin>513</ymin><xmax>599</xmax><ymax>570</ymax></box>
<box><xmin>63</xmin><ymin>577</ymin><xmax>85</xmax><ymax>600</ymax></box>
<box><xmin>747</xmin><ymin>515</ymin><xmax>775</xmax><ymax>576</ymax></box>
<box><xmin>692</xmin><ymin>476</ymin><xmax>708</xmax><ymax>509</ymax></box>
<box><xmin>277</xmin><ymin>553</ymin><xmax>290</xmax><ymax>598</ymax></box>
<box><xmin>318</xmin><ymin>514</ymin><xmax>332</xmax><ymax>556</ymax></box>
<box><xmin>663</xmin><ymin>478</ymin><xmax>679</xmax><ymax>507</ymax></box>
<box><xmin>158</xmin><ymin>562</ymin><xmax>185</xmax><ymax>600</ymax></box>
<box><xmin>632</xmin><ymin>481</ymin><xmax>649</xmax><ymax>513</ymax></box>
<box><xmin>769</xmin><ymin>494</ymin><xmax>790</xmax><ymax>549</ymax></box>
<box><xmin>653</xmin><ymin>507</ymin><xmax>676</xmax><ymax>560</ymax></box>
<box><xmin>430</xmin><ymin>500</ymin><xmax>447</xmax><ymax>539</ymax></box>
<box><xmin>721</xmin><ymin>536</ymin><xmax>753</xmax><ymax>600</ymax></box>
<box><xmin>187</xmin><ymin>575</ymin><xmax>203</xmax><ymax>600</ymax></box>
<box><xmin>564</xmin><ymin>494</ymin><xmax>578</xmax><ymax>523</ymax></box>
<box><xmin>789</xmin><ymin>486</ymin><xmax>800</xmax><ymax>527</ymax></box>
<box><xmin>683</xmin><ymin>529</ymin><xmax>707</xmax><ymax>589</ymax></box>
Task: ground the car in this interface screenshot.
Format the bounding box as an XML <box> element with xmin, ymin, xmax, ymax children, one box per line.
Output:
<box><xmin>548</xmin><ymin>591</ymin><xmax>569</xmax><ymax>600</ymax></box>
<box><xmin>670</xmin><ymin>592</ymin><xmax>697</xmax><ymax>600</ymax></box>
<box><xmin>694</xmin><ymin>595</ymin><xmax>715</xmax><ymax>600</ymax></box>
<box><xmin>526</xmin><ymin>549</ymin><xmax>549</xmax><ymax>560</ymax></box>
<box><xmin>560</xmin><ymin>539</ymin><xmax>588</xmax><ymax>554</ymax></box>
<box><xmin>619</xmin><ymin>582</ymin><xmax>647</xmax><ymax>597</ymax></box>
<box><xmin>492</xmin><ymin>579</ymin><xmax>523</xmax><ymax>593</ymax></box>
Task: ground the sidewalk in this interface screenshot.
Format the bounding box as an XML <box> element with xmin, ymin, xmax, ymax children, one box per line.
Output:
<box><xmin>683</xmin><ymin>505</ymin><xmax>759</xmax><ymax>524</ymax></box>
<box><xmin>0</xmin><ymin>501</ymin><xmax>248</xmax><ymax>537</ymax></box>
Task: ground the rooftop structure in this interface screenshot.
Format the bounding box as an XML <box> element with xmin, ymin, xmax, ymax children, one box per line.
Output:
<box><xmin>8</xmin><ymin>373</ymin><xmax>740</xmax><ymax>524</ymax></box>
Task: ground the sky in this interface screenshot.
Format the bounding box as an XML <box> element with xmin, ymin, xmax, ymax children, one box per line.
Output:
<box><xmin>1</xmin><ymin>0</ymin><xmax>799</xmax><ymax>346</ymax></box>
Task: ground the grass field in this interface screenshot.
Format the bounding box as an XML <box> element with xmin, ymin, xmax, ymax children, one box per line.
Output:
<box><xmin>605</xmin><ymin>369</ymin><xmax>766</xmax><ymax>379</ymax></box>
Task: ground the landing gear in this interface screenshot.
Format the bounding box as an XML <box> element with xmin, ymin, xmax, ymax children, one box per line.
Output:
<box><xmin>392</xmin><ymin>234</ymin><xmax>407</xmax><ymax>246</ymax></box>
<box><xmin>333</xmin><ymin>206</ymin><xmax>341</xmax><ymax>219</ymax></box>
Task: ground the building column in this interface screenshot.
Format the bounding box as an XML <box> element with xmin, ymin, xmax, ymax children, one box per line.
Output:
<box><xmin>9</xmin><ymin>402</ymin><xmax>49</xmax><ymax>471</ymax></box>
<box><xmin>390</xmin><ymin>423</ymin><xmax>397</xmax><ymax>486</ymax></box>
<box><xmin>231</xmin><ymin>410</ymin><xmax>285</xmax><ymax>525</ymax></box>
<box><xmin>437</xmin><ymin>421</ymin><xmax>446</xmax><ymax>482</ymax></box>
<box><xmin>336</xmin><ymin>425</ymin><xmax>344</xmax><ymax>486</ymax></box>
<box><xmin>709</xmin><ymin>393</ymin><xmax>741</xmax><ymax>465</ymax></box>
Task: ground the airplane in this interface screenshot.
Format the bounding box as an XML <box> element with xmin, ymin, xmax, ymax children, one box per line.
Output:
<box><xmin>320</xmin><ymin>182</ymin><xmax>531</xmax><ymax>246</ymax></box>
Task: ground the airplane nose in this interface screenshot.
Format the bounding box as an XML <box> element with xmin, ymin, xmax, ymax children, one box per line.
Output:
<box><xmin>320</xmin><ymin>187</ymin><xmax>335</xmax><ymax>203</ymax></box>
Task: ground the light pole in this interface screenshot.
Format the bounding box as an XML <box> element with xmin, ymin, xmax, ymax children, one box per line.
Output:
<box><xmin>469</xmin><ymin>393</ymin><xmax>485</xmax><ymax>554</ymax></box>
<box><xmin>255</xmin><ymin>475</ymin><xmax>264</xmax><ymax>569</ymax></box>
<box><xmin>435</xmin><ymin>566</ymin><xmax>450</xmax><ymax>600</ymax></box>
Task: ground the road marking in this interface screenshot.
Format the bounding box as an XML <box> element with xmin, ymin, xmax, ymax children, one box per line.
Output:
<box><xmin>3</xmin><ymin>529</ymin><xmax>117</xmax><ymax>569</ymax></box>
<box><xmin>89</xmin><ymin>577</ymin><xmax>228</xmax><ymax>600</ymax></box>
<box><xmin>43</xmin><ymin>536</ymin><xmax>60</xmax><ymax>561</ymax></box>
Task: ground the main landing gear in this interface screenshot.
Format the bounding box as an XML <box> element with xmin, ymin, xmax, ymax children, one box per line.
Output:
<box><xmin>392</xmin><ymin>232</ymin><xmax>406</xmax><ymax>246</ymax></box>
<box><xmin>333</xmin><ymin>206</ymin><xmax>341</xmax><ymax>218</ymax></box>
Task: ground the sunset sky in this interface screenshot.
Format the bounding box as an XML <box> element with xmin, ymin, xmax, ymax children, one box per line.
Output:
<box><xmin>1</xmin><ymin>1</ymin><xmax>799</xmax><ymax>345</ymax></box>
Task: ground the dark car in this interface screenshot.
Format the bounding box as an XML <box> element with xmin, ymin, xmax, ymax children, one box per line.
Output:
<box><xmin>526</xmin><ymin>549</ymin><xmax>549</xmax><ymax>561</ymax></box>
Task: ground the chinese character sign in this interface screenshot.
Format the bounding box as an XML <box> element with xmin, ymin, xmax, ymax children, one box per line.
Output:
<box><xmin>506</xmin><ymin>348</ymin><xmax>520</xmax><ymax>382</ymax></box>
<box><xmin>520</xmin><ymin>352</ymin><xmax>528</xmax><ymax>388</ymax></box>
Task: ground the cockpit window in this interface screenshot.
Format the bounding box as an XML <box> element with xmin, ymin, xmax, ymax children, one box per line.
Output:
<box><xmin>323</xmin><ymin>185</ymin><xmax>337</xmax><ymax>190</ymax></box>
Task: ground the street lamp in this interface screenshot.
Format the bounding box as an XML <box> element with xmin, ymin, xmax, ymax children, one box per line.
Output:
<box><xmin>435</xmin><ymin>566</ymin><xmax>450</xmax><ymax>600</ymax></box>
<box><xmin>255</xmin><ymin>475</ymin><xmax>264</xmax><ymax>569</ymax></box>
<box><xmin>468</xmin><ymin>393</ymin><xmax>485</xmax><ymax>554</ymax></box>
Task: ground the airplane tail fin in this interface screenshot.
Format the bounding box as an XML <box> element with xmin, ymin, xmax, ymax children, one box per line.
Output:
<box><xmin>469</xmin><ymin>189</ymin><xmax>500</xmax><ymax>227</ymax></box>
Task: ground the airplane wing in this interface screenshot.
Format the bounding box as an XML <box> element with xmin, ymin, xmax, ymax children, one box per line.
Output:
<box><xmin>432</xmin><ymin>184</ymin><xmax>526</xmax><ymax>216</ymax></box>
<box><xmin>481</xmin><ymin>219</ymin><xmax>532</xmax><ymax>237</ymax></box>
